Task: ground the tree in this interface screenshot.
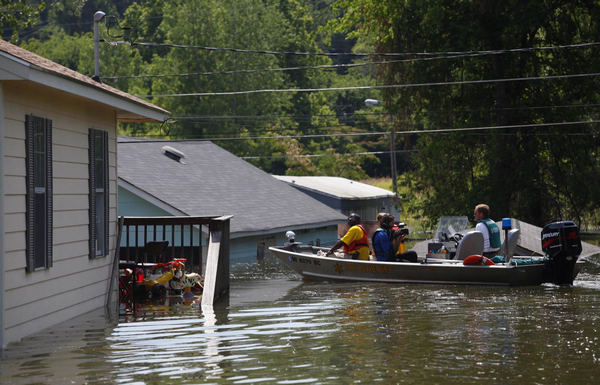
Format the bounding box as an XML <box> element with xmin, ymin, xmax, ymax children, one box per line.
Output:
<box><xmin>327</xmin><ymin>0</ymin><xmax>600</xmax><ymax>228</ymax></box>
<box><xmin>17</xmin><ymin>1</ymin><xmax>403</xmax><ymax>182</ymax></box>
<box><xmin>1</xmin><ymin>0</ymin><xmax>45</xmax><ymax>40</ymax></box>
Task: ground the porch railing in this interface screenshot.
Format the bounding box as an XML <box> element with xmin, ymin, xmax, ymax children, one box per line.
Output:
<box><xmin>117</xmin><ymin>215</ymin><xmax>231</xmax><ymax>304</ymax></box>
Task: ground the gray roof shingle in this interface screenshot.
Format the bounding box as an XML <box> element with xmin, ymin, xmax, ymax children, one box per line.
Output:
<box><xmin>118</xmin><ymin>139</ymin><xmax>346</xmax><ymax>236</ymax></box>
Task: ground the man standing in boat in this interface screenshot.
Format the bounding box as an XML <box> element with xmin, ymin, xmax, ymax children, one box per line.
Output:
<box><xmin>326</xmin><ymin>213</ymin><xmax>371</xmax><ymax>260</ymax></box>
<box><xmin>474</xmin><ymin>203</ymin><xmax>501</xmax><ymax>258</ymax></box>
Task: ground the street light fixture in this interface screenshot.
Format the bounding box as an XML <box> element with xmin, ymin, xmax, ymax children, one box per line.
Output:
<box><xmin>93</xmin><ymin>11</ymin><xmax>106</xmax><ymax>82</ymax></box>
<box><xmin>364</xmin><ymin>99</ymin><xmax>397</xmax><ymax>195</ymax></box>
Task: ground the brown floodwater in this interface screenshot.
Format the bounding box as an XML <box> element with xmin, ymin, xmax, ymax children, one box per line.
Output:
<box><xmin>1</xmin><ymin>256</ymin><xmax>600</xmax><ymax>384</ymax></box>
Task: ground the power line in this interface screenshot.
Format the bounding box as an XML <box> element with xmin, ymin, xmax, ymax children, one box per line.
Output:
<box><xmin>120</xmin><ymin>119</ymin><xmax>599</xmax><ymax>143</ymax></box>
<box><xmin>103</xmin><ymin>41</ymin><xmax>600</xmax><ymax>81</ymax></box>
<box><xmin>241</xmin><ymin>149</ymin><xmax>419</xmax><ymax>160</ymax></box>
<box><xmin>101</xmin><ymin>51</ymin><xmax>509</xmax><ymax>80</ymax></box>
<box><xmin>138</xmin><ymin>71</ymin><xmax>600</xmax><ymax>97</ymax></box>
<box><xmin>171</xmin><ymin>112</ymin><xmax>386</xmax><ymax>120</ymax></box>
<box><xmin>128</xmin><ymin>41</ymin><xmax>600</xmax><ymax>57</ymax></box>
<box><xmin>170</xmin><ymin>103</ymin><xmax>600</xmax><ymax>121</ymax></box>
<box><xmin>102</xmin><ymin>60</ymin><xmax>386</xmax><ymax>80</ymax></box>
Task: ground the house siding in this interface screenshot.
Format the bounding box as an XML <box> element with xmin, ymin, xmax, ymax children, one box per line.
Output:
<box><xmin>118</xmin><ymin>187</ymin><xmax>172</xmax><ymax>217</ymax></box>
<box><xmin>2</xmin><ymin>81</ymin><xmax>117</xmax><ymax>346</ymax></box>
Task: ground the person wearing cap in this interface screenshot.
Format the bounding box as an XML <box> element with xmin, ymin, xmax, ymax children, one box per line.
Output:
<box><xmin>474</xmin><ymin>203</ymin><xmax>501</xmax><ymax>258</ymax></box>
<box><xmin>325</xmin><ymin>213</ymin><xmax>370</xmax><ymax>260</ymax></box>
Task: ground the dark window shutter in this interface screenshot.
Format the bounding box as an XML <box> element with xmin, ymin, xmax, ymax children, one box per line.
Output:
<box><xmin>25</xmin><ymin>115</ymin><xmax>52</xmax><ymax>271</ymax></box>
<box><xmin>102</xmin><ymin>130</ymin><xmax>109</xmax><ymax>255</ymax></box>
<box><xmin>25</xmin><ymin>115</ymin><xmax>36</xmax><ymax>272</ymax></box>
<box><xmin>89</xmin><ymin>129</ymin><xmax>109</xmax><ymax>258</ymax></box>
<box><xmin>45</xmin><ymin>118</ymin><xmax>53</xmax><ymax>267</ymax></box>
<box><xmin>88</xmin><ymin>129</ymin><xmax>97</xmax><ymax>258</ymax></box>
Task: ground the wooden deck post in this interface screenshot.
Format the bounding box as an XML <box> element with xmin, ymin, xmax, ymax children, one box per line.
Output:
<box><xmin>202</xmin><ymin>216</ymin><xmax>231</xmax><ymax>306</ymax></box>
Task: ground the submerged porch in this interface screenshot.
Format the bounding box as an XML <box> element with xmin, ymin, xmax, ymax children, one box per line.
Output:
<box><xmin>115</xmin><ymin>215</ymin><xmax>231</xmax><ymax>305</ymax></box>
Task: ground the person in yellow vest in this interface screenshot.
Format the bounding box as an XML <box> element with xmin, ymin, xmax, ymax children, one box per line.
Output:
<box><xmin>325</xmin><ymin>213</ymin><xmax>371</xmax><ymax>260</ymax></box>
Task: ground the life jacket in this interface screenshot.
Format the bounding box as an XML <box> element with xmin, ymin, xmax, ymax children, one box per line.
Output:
<box><xmin>479</xmin><ymin>218</ymin><xmax>501</xmax><ymax>249</ymax></box>
<box><xmin>371</xmin><ymin>228</ymin><xmax>386</xmax><ymax>248</ymax></box>
<box><xmin>372</xmin><ymin>228</ymin><xmax>391</xmax><ymax>260</ymax></box>
<box><xmin>343</xmin><ymin>224</ymin><xmax>369</xmax><ymax>254</ymax></box>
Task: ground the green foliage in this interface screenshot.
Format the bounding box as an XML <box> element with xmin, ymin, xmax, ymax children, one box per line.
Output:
<box><xmin>22</xmin><ymin>28</ymin><xmax>93</xmax><ymax>71</ymax></box>
<box><xmin>327</xmin><ymin>0</ymin><xmax>600</xmax><ymax>229</ymax></box>
<box><xmin>0</xmin><ymin>0</ymin><xmax>45</xmax><ymax>40</ymax></box>
<box><xmin>17</xmin><ymin>0</ymin><xmax>600</xmax><ymax>230</ymax></box>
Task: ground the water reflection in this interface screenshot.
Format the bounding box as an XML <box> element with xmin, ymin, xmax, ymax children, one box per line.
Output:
<box><xmin>1</xmin><ymin>256</ymin><xmax>600</xmax><ymax>384</ymax></box>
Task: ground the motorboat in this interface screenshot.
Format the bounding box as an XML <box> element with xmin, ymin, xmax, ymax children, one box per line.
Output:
<box><xmin>269</xmin><ymin>220</ymin><xmax>585</xmax><ymax>286</ymax></box>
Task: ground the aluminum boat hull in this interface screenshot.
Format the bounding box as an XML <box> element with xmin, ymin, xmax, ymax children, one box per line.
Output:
<box><xmin>269</xmin><ymin>245</ymin><xmax>583</xmax><ymax>286</ymax></box>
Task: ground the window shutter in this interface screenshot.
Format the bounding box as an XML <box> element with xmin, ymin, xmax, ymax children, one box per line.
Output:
<box><xmin>25</xmin><ymin>115</ymin><xmax>52</xmax><ymax>271</ymax></box>
<box><xmin>45</xmin><ymin>118</ymin><xmax>53</xmax><ymax>267</ymax></box>
<box><xmin>102</xmin><ymin>130</ymin><xmax>109</xmax><ymax>255</ymax></box>
<box><xmin>25</xmin><ymin>115</ymin><xmax>36</xmax><ymax>272</ymax></box>
<box><xmin>88</xmin><ymin>128</ymin><xmax>97</xmax><ymax>258</ymax></box>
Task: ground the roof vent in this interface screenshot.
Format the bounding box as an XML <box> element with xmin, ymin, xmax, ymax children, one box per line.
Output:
<box><xmin>161</xmin><ymin>145</ymin><xmax>186</xmax><ymax>164</ymax></box>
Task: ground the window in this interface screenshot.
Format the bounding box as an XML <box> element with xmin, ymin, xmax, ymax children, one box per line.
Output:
<box><xmin>25</xmin><ymin>115</ymin><xmax>53</xmax><ymax>271</ymax></box>
<box><xmin>89</xmin><ymin>129</ymin><xmax>109</xmax><ymax>258</ymax></box>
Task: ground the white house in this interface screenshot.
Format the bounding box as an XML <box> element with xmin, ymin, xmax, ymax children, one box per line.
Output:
<box><xmin>0</xmin><ymin>39</ymin><xmax>169</xmax><ymax>348</ymax></box>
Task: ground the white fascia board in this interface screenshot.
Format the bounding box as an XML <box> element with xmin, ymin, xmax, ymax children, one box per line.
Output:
<box><xmin>118</xmin><ymin>178</ymin><xmax>187</xmax><ymax>217</ymax></box>
<box><xmin>0</xmin><ymin>54</ymin><xmax>30</xmax><ymax>80</ymax></box>
<box><xmin>0</xmin><ymin>55</ymin><xmax>168</xmax><ymax>122</ymax></box>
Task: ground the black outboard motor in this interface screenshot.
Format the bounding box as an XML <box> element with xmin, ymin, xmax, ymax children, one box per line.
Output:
<box><xmin>541</xmin><ymin>221</ymin><xmax>582</xmax><ymax>285</ymax></box>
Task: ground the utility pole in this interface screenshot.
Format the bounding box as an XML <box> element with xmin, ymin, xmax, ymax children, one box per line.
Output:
<box><xmin>390</xmin><ymin>121</ymin><xmax>397</xmax><ymax>195</ymax></box>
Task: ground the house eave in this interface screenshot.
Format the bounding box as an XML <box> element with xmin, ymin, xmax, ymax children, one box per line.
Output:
<box><xmin>0</xmin><ymin>52</ymin><xmax>169</xmax><ymax>123</ymax></box>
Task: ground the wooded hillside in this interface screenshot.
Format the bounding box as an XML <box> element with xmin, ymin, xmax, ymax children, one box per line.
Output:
<box><xmin>6</xmin><ymin>0</ymin><xmax>600</xmax><ymax>229</ymax></box>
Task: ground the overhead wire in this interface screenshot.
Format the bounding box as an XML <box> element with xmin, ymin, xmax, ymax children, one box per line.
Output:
<box><xmin>102</xmin><ymin>51</ymin><xmax>515</xmax><ymax>80</ymax></box>
<box><xmin>127</xmin><ymin>41</ymin><xmax>600</xmax><ymax>57</ymax></box>
<box><xmin>106</xmin><ymin>27</ymin><xmax>600</xmax><ymax>147</ymax></box>
<box><xmin>101</xmin><ymin>40</ymin><xmax>600</xmax><ymax>81</ymax></box>
<box><xmin>138</xmin><ymin>72</ymin><xmax>600</xmax><ymax>98</ymax></box>
<box><xmin>240</xmin><ymin>149</ymin><xmax>419</xmax><ymax>160</ymax></box>
<box><xmin>170</xmin><ymin>103</ymin><xmax>600</xmax><ymax>121</ymax></box>
<box><xmin>120</xmin><ymin>119</ymin><xmax>600</xmax><ymax>143</ymax></box>
<box><xmin>103</xmin><ymin>59</ymin><xmax>395</xmax><ymax>80</ymax></box>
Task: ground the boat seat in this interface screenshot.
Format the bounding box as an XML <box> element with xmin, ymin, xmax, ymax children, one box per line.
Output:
<box><xmin>454</xmin><ymin>231</ymin><xmax>484</xmax><ymax>260</ymax></box>
<box><xmin>498</xmin><ymin>228</ymin><xmax>520</xmax><ymax>259</ymax></box>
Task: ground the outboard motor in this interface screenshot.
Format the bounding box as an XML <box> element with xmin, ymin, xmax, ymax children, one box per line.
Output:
<box><xmin>541</xmin><ymin>221</ymin><xmax>582</xmax><ymax>285</ymax></box>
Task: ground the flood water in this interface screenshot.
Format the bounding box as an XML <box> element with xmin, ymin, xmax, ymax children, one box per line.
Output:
<box><xmin>2</xmin><ymin>255</ymin><xmax>600</xmax><ymax>385</ymax></box>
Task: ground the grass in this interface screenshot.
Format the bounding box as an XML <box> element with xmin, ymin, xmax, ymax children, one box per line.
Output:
<box><xmin>361</xmin><ymin>177</ymin><xmax>432</xmax><ymax>240</ymax></box>
<box><xmin>360</xmin><ymin>177</ymin><xmax>393</xmax><ymax>191</ymax></box>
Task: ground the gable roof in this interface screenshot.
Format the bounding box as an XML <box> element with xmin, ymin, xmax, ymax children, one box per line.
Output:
<box><xmin>117</xmin><ymin>138</ymin><xmax>346</xmax><ymax>237</ymax></box>
<box><xmin>273</xmin><ymin>175</ymin><xmax>395</xmax><ymax>200</ymax></box>
<box><xmin>0</xmin><ymin>39</ymin><xmax>169</xmax><ymax>122</ymax></box>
